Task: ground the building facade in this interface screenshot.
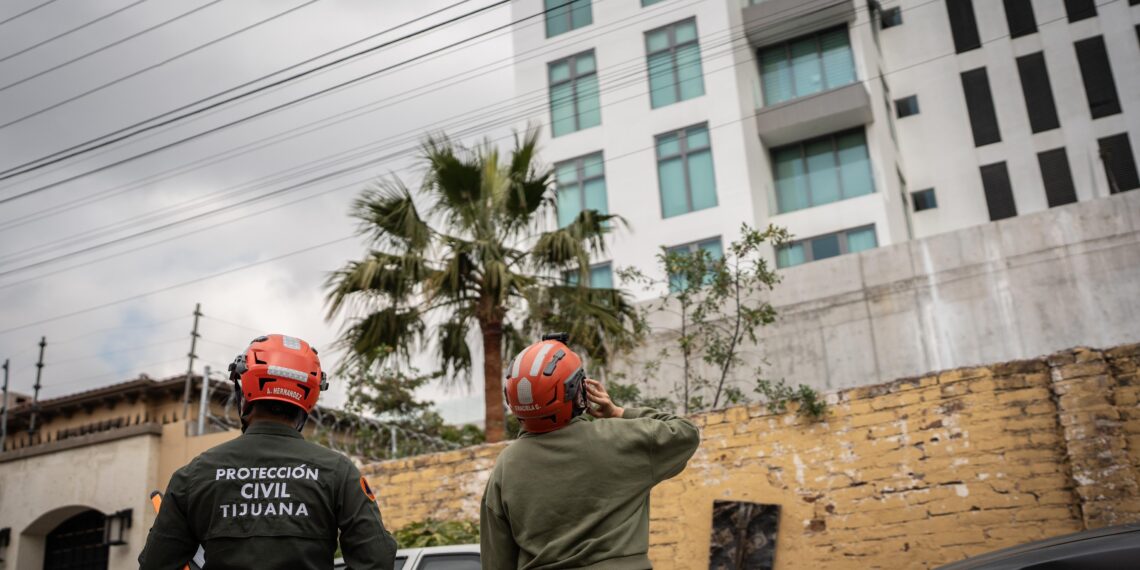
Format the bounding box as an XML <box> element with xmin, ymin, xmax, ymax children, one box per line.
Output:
<box><xmin>511</xmin><ymin>0</ymin><xmax>1140</xmax><ymax>286</ymax></box>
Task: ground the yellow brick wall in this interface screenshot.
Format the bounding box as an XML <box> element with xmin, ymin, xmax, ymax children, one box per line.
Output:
<box><xmin>363</xmin><ymin>345</ymin><xmax>1140</xmax><ymax>569</ymax></box>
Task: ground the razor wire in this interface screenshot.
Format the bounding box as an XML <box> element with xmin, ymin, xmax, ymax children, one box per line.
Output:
<box><xmin>203</xmin><ymin>376</ymin><xmax>463</xmax><ymax>462</ymax></box>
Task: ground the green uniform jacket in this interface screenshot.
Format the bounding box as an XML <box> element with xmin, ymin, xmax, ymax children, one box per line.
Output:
<box><xmin>480</xmin><ymin>408</ymin><xmax>700</xmax><ymax>569</ymax></box>
<box><xmin>139</xmin><ymin>421</ymin><xmax>398</xmax><ymax>570</ymax></box>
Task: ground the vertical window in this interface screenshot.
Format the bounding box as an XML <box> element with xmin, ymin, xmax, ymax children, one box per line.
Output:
<box><xmin>980</xmin><ymin>162</ymin><xmax>1017</xmax><ymax>221</ymax></box>
<box><xmin>1016</xmin><ymin>52</ymin><xmax>1060</xmax><ymax>133</ymax></box>
<box><xmin>1098</xmin><ymin>133</ymin><xmax>1140</xmax><ymax>193</ymax></box>
<box><xmin>1037</xmin><ymin>148</ymin><xmax>1078</xmax><ymax>207</ymax></box>
<box><xmin>667</xmin><ymin>237</ymin><xmax>722</xmax><ymax>291</ymax></box>
<box><xmin>776</xmin><ymin>226</ymin><xmax>877</xmax><ymax>268</ymax></box>
<box><xmin>895</xmin><ymin>95</ymin><xmax>920</xmax><ymax>118</ymax></box>
<box><xmin>554</xmin><ymin>152</ymin><xmax>607</xmax><ymax>227</ymax></box>
<box><xmin>565</xmin><ymin>263</ymin><xmax>614</xmax><ymax>288</ymax></box>
<box><xmin>961</xmin><ymin>67</ymin><xmax>1001</xmax><ymax>147</ymax></box>
<box><xmin>1074</xmin><ymin>36</ymin><xmax>1121</xmax><ymax>119</ymax></box>
<box><xmin>544</xmin><ymin>0</ymin><xmax>592</xmax><ymax>38</ymax></box>
<box><xmin>911</xmin><ymin>188</ymin><xmax>937</xmax><ymax>211</ymax></box>
<box><xmin>1064</xmin><ymin>0</ymin><xmax>1096</xmax><ymax>22</ymax></box>
<box><xmin>881</xmin><ymin>7</ymin><xmax>903</xmax><ymax>29</ymax></box>
<box><xmin>657</xmin><ymin>124</ymin><xmax>717</xmax><ymax>218</ymax></box>
<box><xmin>945</xmin><ymin>0</ymin><xmax>981</xmax><ymax>53</ymax></box>
<box><xmin>1003</xmin><ymin>0</ymin><xmax>1037</xmax><ymax>38</ymax></box>
<box><xmin>549</xmin><ymin>51</ymin><xmax>600</xmax><ymax>137</ymax></box>
<box><xmin>758</xmin><ymin>27</ymin><xmax>856</xmax><ymax>106</ymax></box>
<box><xmin>772</xmin><ymin>129</ymin><xmax>874</xmax><ymax>213</ymax></box>
<box><xmin>646</xmin><ymin>19</ymin><xmax>705</xmax><ymax>109</ymax></box>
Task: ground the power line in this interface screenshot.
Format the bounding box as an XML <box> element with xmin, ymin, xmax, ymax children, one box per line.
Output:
<box><xmin>0</xmin><ymin>0</ymin><xmax>891</xmax><ymax>268</ymax></box>
<box><xmin>0</xmin><ymin>0</ymin><xmax>60</xmax><ymax>27</ymax></box>
<box><xmin>0</xmin><ymin>0</ymin><xmax>893</xmax><ymax>278</ymax></box>
<box><xmin>0</xmin><ymin>0</ymin><xmax>148</xmax><ymax>65</ymax></box>
<box><xmin>0</xmin><ymin>0</ymin><xmax>479</xmax><ymax>182</ymax></box>
<box><xmin>0</xmin><ymin>0</ymin><xmax>226</xmax><ymax>93</ymax></box>
<box><xmin>0</xmin><ymin>0</ymin><xmax>507</xmax><ymax>183</ymax></box>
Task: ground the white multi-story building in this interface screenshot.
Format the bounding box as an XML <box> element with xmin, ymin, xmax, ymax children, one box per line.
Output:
<box><xmin>511</xmin><ymin>0</ymin><xmax>1140</xmax><ymax>287</ymax></box>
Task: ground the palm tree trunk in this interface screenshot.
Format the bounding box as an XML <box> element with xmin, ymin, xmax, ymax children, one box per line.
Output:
<box><xmin>480</xmin><ymin>317</ymin><xmax>506</xmax><ymax>443</ymax></box>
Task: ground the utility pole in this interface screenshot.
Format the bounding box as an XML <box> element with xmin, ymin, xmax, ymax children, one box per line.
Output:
<box><xmin>181</xmin><ymin>303</ymin><xmax>202</xmax><ymax>419</ymax></box>
<box><xmin>1</xmin><ymin>359</ymin><xmax>10</xmax><ymax>450</ymax></box>
<box><xmin>196</xmin><ymin>365</ymin><xmax>211</xmax><ymax>436</ymax></box>
<box><xmin>28</xmin><ymin>337</ymin><xmax>46</xmax><ymax>435</ymax></box>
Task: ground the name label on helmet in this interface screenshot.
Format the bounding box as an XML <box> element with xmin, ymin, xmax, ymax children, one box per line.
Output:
<box><xmin>270</xmin><ymin>387</ymin><xmax>303</xmax><ymax>400</ymax></box>
<box><xmin>514</xmin><ymin>404</ymin><xmax>540</xmax><ymax>412</ymax></box>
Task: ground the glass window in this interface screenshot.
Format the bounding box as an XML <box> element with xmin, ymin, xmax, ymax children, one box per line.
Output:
<box><xmin>555</xmin><ymin>152</ymin><xmax>607</xmax><ymax>227</ymax></box>
<box><xmin>911</xmin><ymin>188</ymin><xmax>937</xmax><ymax>211</ymax></box>
<box><xmin>758</xmin><ymin>27</ymin><xmax>855</xmax><ymax>106</ymax></box>
<box><xmin>545</xmin><ymin>0</ymin><xmax>592</xmax><ymax>38</ymax></box>
<box><xmin>656</xmin><ymin>123</ymin><xmax>717</xmax><ymax>218</ymax></box>
<box><xmin>771</xmin><ymin>129</ymin><xmax>874</xmax><ymax>214</ymax></box>
<box><xmin>667</xmin><ymin>237</ymin><xmax>722</xmax><ymax>291</ymax></box>
<box><xmin>880</xmin><ymin>7</ymin><xmax>902</xmax><ymax>28</ymax></box>
<box><xmin>419</xmin><ymin>554</ymin><xmax>481</xmax><ymax>570</ymax></box>
<box><xmin>549</xmin><ymin>51</ymin><xmax>601</xmax><ymax>137</ymax></box>
<box><xmin>895</xmin><ymin>95</ymin><xmax>919</xmax><ymax>118</ymax></box>
<box><xmin>776</xmin><ymin>226</ymin><xmax>878</xmax><ymax>268</ymax></box>
<box><xmin>565</xmin><ymin>263</ymin><xmax>614</xmax><ymax>288</ymax></box>
<box><xmin>646</xmin><ymin>19</ymin><xmax>705</xmax><ymax>108</ymax></box>
<box><xmin>642</xmin><ymin>0</ymin><xmax>666</xmax><ymax>5</ymax></box>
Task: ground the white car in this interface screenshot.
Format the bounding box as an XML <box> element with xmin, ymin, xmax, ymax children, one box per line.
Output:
<box><xmin>334</xmin><ymin>544</ymin><xmax>481</xmax><ymax>570</ymax></box>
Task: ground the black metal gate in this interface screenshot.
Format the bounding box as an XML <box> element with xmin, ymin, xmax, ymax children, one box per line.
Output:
<box><xmin>43</xmin><ymin>510</ymin><xmax>108</xmax><ymax>570</ymax></box>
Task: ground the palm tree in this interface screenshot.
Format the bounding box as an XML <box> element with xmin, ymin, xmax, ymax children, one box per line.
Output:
<box><xmin>326</xmin><ymin>129</ymin><xmax>642</xmax><ymax>442</ymax></box>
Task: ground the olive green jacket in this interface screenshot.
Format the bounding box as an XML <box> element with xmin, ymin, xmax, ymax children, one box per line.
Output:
<box><xmin>481</xmin><ymin>408</ymin><xmax>701</xmax><ymax>569</ymax></box>
<box><xmin>139</xmin><ymin>421</ymin><xmax>397</xmax><ymax>570</ymax></box>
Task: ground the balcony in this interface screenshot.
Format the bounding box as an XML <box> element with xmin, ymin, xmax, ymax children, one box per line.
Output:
<box><xmin>743</xmin><ymin>0</ymin><xmax>857</xmax><ymax>48</ymax></box>
<box><xmin>755</xmin><ymin>82</ymin><xmax>872</xmax><ymax>147</ymax></box>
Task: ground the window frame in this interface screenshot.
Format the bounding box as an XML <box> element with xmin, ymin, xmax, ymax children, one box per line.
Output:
<box><xmin>757</xmin><ymin>25</ymin><xmax>856</xmax><ymax>106</ymax></box>
<box><xmin>911</xmin><ymin>188</ymin><xmax>937</xmax><ymax>212</ymax></box>
<box><xmin>894</xmin><ymin>95</ymin><xmax>920</xmax><ymax>118</ymax></box>
<box><xmin>1074</xmin><ymin>35</ymin><xmax>1122</xmax><ymax>119</ymax></box>
<box><xmin>645</xmin><ymin>17</ymin><xmax>705</xmax><ymax>108</ymax></box>
<box><xmin>880</xmin><ymin>6</ymin><xmax>903</xmax><ymax>29</ymax></box>
<box><xmin>548</xmin><ymin>50</ymin><xmax>600</xmax><ymax>137</ymax></box>
<box><xmin>1003</xmin><ymin>0</ymin><xmax>1037</xmax><ymax>38</ymax></box>
<box><xmin>770</xmin><ymin>127</ymin><xmax>876</xmax><ymax>214</ymax></box>
<box><xmin>776</xmin><ymin>225</ymin><xmax>877</xmax><ymax>268</ymax></box>
<box><xmin>980</xmin><ymin>161</ymin><xmax>1017</xmax><ymax>221</ymax></box>
<box><xmin>544</xmin><ymin>0</ymin><xmax>592</xmax><ymax>38</ymax></box>
<box><xmin>1098</xmin><ymin>133</ymin><xmax>1140</xmax><ymax>193</ymax></box>
<box><xmin>655</xmin><ymin>122</ymin><xmax>717</xmax><ymax>218</ymax></box>
<box><xmin>1037</xmin><ymin>148</ymin><xmax>1078</xmax><ymax>208</ymax></box>
<box><xmin>946</xmin><ymin>0</ymin><xmax>982</xmax><ymax>53</ymax></box>
<box><xmin>666</xmin><ymin>236</ymin><xmax>722</xmax><ymax>291</ymax></box>
<box><xmin>1016</xmin><ymin>51</ymin><xmax>1060</xmax><ymax>133</ymax></box>
<box><xmin>961</xmin><ymin>67</ymin><xmax>1002</xmax><ymax>147</ymax></box>
<box><xmin>554</xmin><ymin>151</ymin><xmax>607</xmax><ymax>227</ymax></box>
<box><xmin>564</xmin><ymin>262</ymin><xmax>614</xmax><ymax>288</ymax></box>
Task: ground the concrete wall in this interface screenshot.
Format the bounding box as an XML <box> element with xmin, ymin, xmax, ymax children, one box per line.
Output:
<box><xmin>363</xmin><ymin>343</ymin><xmax>1140</xmax><ymax>569</ymax></box>
<box><xmin>617</xmin><ymin>189</ymin><xmax>1140</xmax><ymax>402</ymax></box>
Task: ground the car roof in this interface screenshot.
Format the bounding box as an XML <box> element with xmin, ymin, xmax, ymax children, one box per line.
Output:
<box><xmin>935</xmin><ymin>523</ymin><xmax>1140</xmax><ymax>570</ymax></box>
<box><xmin>395</xmin><ymin>544</ymin><xmax>480</xmax><ymax>556</ymax></box>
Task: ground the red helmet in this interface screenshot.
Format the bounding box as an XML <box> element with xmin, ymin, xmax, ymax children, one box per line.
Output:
<box><xmin>504</xmin><ymin>337</ymin><xmax>587</xmax><ymax>434</ymax></box>
<box><xmin>228</xmin><ymin>334</ymin><xmax>327</xmax><ymax>414</ymax></box>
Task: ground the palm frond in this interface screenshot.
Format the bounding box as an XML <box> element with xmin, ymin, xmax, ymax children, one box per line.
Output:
<box><xmin>337</xmin><ymin>306</ymin><xmax>426</xmax><ymax>367</ymax></box>
<box><xmin>530</xmin><ymin>209</ymin><xmax>624</xmax><ymax>270</ymax></box>
<box><xmin>352</xmin><ymin>180</ymin><xmax>433</xmax><ymax>251</ymax></box>
<box><xmin>325</xmin><ymin>252</ymin><xmax>431</xmax><ymax>318</ymax></box>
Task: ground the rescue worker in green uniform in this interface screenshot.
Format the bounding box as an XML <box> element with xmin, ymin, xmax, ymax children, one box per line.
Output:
<box><xmin>139</xmin><ymin>334</ymin><xmax>398</xmax><ymax>570</ymax></box>
<box><xmin>481</xmin><ymin>334</ymin><xmax>701</xmax><ymax>569</ymax></box>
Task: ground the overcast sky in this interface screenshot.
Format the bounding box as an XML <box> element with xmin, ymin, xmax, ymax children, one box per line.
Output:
<box><xmin>0</xmin><ymin>0</ymin><xmax>529</xmax><ymax>424</ymax></box>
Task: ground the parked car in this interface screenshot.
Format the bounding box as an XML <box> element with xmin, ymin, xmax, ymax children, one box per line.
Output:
<box><xmin>334</xmin><ymin>544</ymin><xmax>481</xmax><ymax>570</ymax></box>
<box><xmin>935</xmin><ymin>523</ymin><xmax>1140</xmax><ymax>569</ymax></box>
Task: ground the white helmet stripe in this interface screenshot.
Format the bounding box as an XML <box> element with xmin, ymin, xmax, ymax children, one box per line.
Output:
<box><xmin>529</xmin><ymin>342</ymin><xmax>554</xmax><ymax>377</ymax></box>
<box><xmin>268</xmin><ymin>365</ymin><xmax>307</xmax><ymax>382</ymax></box>
<box><xmin>281</xmin><ymin>336</ymin><xmax>301</xmax><ymax>350</ymax></box>
<box><xmin>510</xmin><ymin>351</ymin><xmax>523</xmax><ymax>379</ymax></box>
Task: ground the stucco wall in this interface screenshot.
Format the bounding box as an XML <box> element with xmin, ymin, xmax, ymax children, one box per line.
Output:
<box><xmin>363</xmin><ymin>344</ymin><xmax>1140</xmax><ymax>569</ymax></box>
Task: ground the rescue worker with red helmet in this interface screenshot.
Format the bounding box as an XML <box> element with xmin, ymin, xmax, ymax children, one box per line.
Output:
<box><xmin>139</xmin><ymin>334</ymin><xmax>398</xmax><ymax>570</ymax></box>
<box><xmin>481</xmin><ymin>333</ymin><xmax>700</xmax><ymax>569</ymax></box>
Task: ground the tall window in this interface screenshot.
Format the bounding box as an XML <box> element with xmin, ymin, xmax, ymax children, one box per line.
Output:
<box><xmin>1074</xmin><ymin>36</ymin><xmax>1121</xmax><ymax>119</ymax></box>
<box><xmin>667</xmin><ymin>237</ymin><xmax>722</xmax><ymax>291</ymax></box>
<box><xmin>549</xmin><ymin>51</ymin><xmax>601</xmax><ymax>137</ymax></box>
<box><xmin>657</xmin><ymin>124</ymin><xmax>717</xmax><ymax>218</ymax></box>
<box><xmin>646</xmin><ymin>18</ymin><xmax>705</xmax><ymax>108</ymax></box>
<box><xmin>545</xmin><ymin>0</ymin><xmax>592</xmax><ymax>38</ymax></box>
<box><xmin>1003</xmin><ymin>0</ymin><xmax>1037</xmax><ymax>38</ymax></box>
<box><xmin>1037</xmin><ymin>148</ymin><xmax>1078</xmax><ymax>207</ymax></box>
<box><xmin>1099</xmin><ymin>133</ymin><xmax>1140</xmax><ymax>193</ymax></box>
<box><xmin>961</xmin><ymin>67</ymin><xmax>1001</xmax><ymax>147</ymax></box>
<box><xmin>980</xmin><ymin>161</ymin><xmax>1017</xmax><ymax>221</ymax></box>
<box><xmin>946</xmin><ymin>0</ymin><xmax>981</xmax><ymax>53</ymax></box>
<box><xmin>565</xmin><ymin>263</ymin><xmax>614</xmax><ymax>288</ymax></box>
<box><xmin>758</xmin><ymin>27</ymin><xmax>855</xmax><ymax>106</ymax></box>
<box><xmin>1016</xmin><ymin>52</ymin><xmax>1060</xmax><ymax>133</ymax></box>
<box><xmin>554</xmin><ymin>152</ymin><xmax>607</xmax><ymax>228</ymax></box>
<box><xmin>777</xmin><ymin>226</ymin><xmax>877</xmax><ymax>268</ymax></box>
<box><xmin>772</xmin><ymin>129</ymin><xmax>874</xmax><ymax>214</ymax></box>
<box><xmin>1064</xmin><ymin>0</ymin><xmax>1096</xmax><ymax>22</ymax></box>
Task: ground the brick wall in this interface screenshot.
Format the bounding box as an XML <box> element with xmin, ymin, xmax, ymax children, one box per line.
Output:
<box><xmin>362</xmin><ymin>344</ymin><xmax>1140</xmax><ymax>569</ymax></box>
